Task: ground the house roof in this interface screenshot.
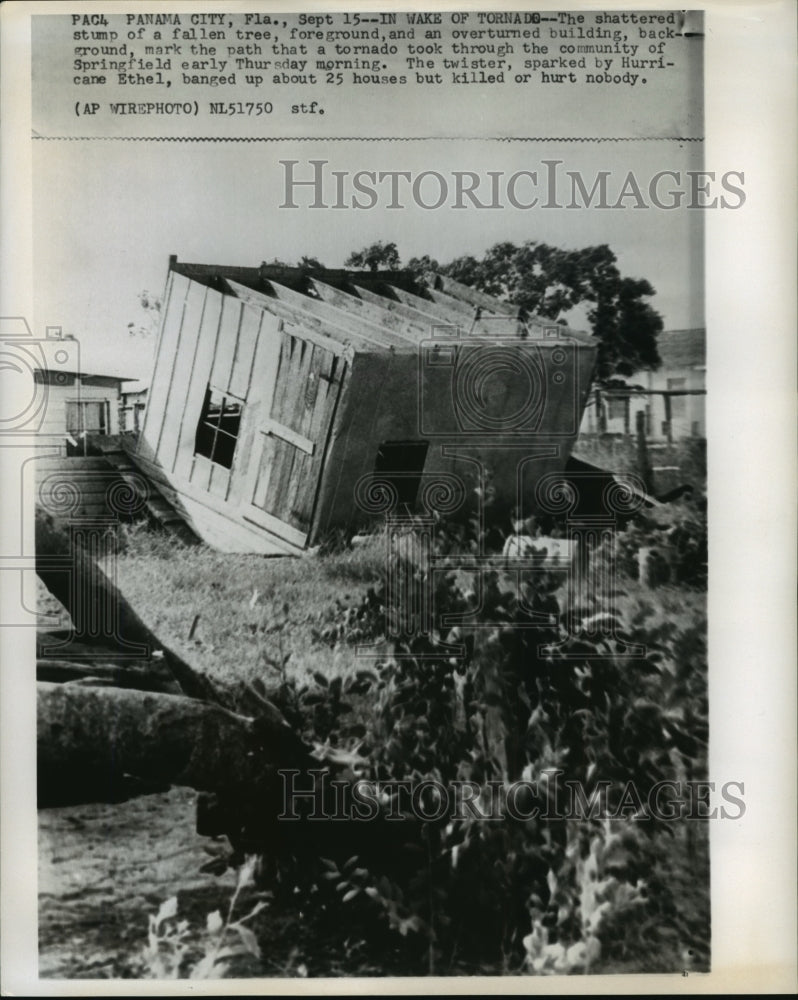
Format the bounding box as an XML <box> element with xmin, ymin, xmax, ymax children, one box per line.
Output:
<box><xmin>121</xmin><ymin>380</ymin><xmax>149</xmax><ymax>395</ymax></box>
<box><xmin>169</xmin><ymin>258</ymin><xmax>595</xmax><ymax>353</ymax></box>
<box><xmin>657</xmin><ymin>328</ymin><xmax>706</xmax><ymax>369</ymax></box>
<box><xmin>34</xmin><ymin>365</ymin><xmax>132</xmax><ymax>382</ymax></box>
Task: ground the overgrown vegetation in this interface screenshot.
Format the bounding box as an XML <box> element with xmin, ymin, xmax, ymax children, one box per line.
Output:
<box><xmin>108</xmin><ymin>488</ymin><xmax>709</xmax><ymax>979</ymax></box>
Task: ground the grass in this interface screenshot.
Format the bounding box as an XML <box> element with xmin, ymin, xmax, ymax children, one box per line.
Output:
<box><xmin>110</xmin><ymin>522</ymin><xmax>388</xmax><ymax>697</ymax></box>
<box><xmin>106</xmin><ymin>516</ymin><xmax>707</xmax><ymax>703</ymax></box>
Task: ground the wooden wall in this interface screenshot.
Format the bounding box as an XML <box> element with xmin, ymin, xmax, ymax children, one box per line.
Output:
<box><xmin>316</xmin><ymin>336</ymin><xmax>596</xmax><ymax>535</ymax></box>
<box><xmin>137</xmin><ymin>270</ymin><xmax>347</xmax><ymax>554</ymax></box>
<box><xmin>36</xmin><ymin>375</ymin><xmax>122</xmax><ymax>454</ymax></box>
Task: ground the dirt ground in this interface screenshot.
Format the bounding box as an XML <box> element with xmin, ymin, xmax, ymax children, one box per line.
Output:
<box><xmin>38</xmin><ymin>788</ymin><xmax>238</xmax><ymax>979</ymax></box>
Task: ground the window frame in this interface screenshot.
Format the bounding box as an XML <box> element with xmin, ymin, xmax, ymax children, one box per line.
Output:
<box><xmin>193</xmin><ymin>383</ymin><xmax>244</xmax><ymax>471</ymax></box>
<box><xmin>65</xmin><ymin>399</ymin><xmax>110</xmax><ymax>436</ymax></box>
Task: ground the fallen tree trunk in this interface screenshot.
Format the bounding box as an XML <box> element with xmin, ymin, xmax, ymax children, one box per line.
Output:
<box><xmin>35</xmin><ymin>510</ymin><xmax>219</xmax><ymax>703</ymax></box>
<box><xmin>36</xmin><ymin>658</ymin><xmax>182</xmax><ymax>693</ymax></box>
<box><xmin>37</xmin><ymin>681</ymin><xmax>308</xmax><ymax>807</ymax></box>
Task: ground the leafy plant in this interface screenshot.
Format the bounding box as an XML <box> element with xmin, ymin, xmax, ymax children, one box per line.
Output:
<box><xmin>139</xmin><ymin>857</ymin><xmax>269</xmax><ymax>979</ymax></box>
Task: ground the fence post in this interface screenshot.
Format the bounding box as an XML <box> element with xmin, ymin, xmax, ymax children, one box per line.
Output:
<box><xmin>636</xmin><ymin>409</ymin><xmax>653</xmax><ymax>493</ymax></box>
<box><xmin>663</xmin><ymin>393</ymin><xmax>673</xmax><ymax>444</ymax></box>
<box><xmin>595</xmin><ymin>388</ymin><xmax>606</xmax><ymax>433</ymax></box>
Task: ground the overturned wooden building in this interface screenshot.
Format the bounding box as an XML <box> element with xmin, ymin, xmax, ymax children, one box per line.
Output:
<box><xmin>131</xmin><ymin>258</ymin><xmax>597</xmax><ymax>554</ymax></box>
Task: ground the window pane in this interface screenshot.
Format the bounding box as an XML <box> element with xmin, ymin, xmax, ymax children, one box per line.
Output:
<box><xmin>194</xmin><ymin>384</ymin><xmax>242</xmax><ymax>470</ymax></box>
<box><xmin>66</xmin><ymin>402</ymin><xmax>81</xmax><ymax>435</ymax></box>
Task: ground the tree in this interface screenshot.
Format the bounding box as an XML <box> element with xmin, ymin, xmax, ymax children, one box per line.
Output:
<box><xmin>443</xmin><ymin>241</ymin><xmax>662</xmax><ymax>381</ymax></box>
<box><xmin>298</xmin><ymin>255</ymin><xmax>325</xmax><ymax>270</ymax></box>
<box><xmin>127</xmin><ymin>290</ymin><xmax>161</xmax><ymax>340</ymax></box>
<box><xmin>406</xmin><ymin>254</ymin><xmax>441</xmax><ymax>280</ymax></box>
<box><xmin>344</xmin><ymin>241</ymin><xmax>400</xmax><ymax>272</ymax></box>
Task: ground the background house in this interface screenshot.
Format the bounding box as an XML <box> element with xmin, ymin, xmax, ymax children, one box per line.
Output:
<box><xmin>580</xmin><ymin>328</ymin><xmax>706</xmax><ymax>440</ymax></box>
<box><xmin>36</xmin><ymin>363</ymin><xmax>128</xmax><ymax>455</ymax></box>
<box><xmin>120</xmin><ymin>381</ymin><xmax>149</xmax><ymax>434</ymax></box>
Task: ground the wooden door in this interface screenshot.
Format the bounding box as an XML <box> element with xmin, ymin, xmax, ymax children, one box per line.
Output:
<box><xmin>243</xmin><ymin>330</ymin><xmax>345</xmax><ymax>548</ymax></box>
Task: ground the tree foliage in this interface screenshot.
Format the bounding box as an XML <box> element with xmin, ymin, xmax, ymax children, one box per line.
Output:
<box><xmin>344</xmin><ymin>241</ymin><xmax>401</xmax><ymax>272</ymax></box>
<box><xmin>127</xmin><ymin>290</ymin><xmax>162</xmax><ymax>340</ymax></box>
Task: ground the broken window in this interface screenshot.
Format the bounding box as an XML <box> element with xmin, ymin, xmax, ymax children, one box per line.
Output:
<box><xmin>374</xmin><ymin>440</ymin><xmax>429</xmax><ymax>512</ymax></box>
<box><xmin>194</xmin><ymin>385</ymin><xmax>242</xmax><ymax>470</ymax></box>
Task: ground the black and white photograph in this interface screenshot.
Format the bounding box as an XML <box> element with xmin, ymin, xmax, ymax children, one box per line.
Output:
<box><xmin>0</xmin><ymin>1</ymin><xmax>795</xmax><ymax>992</ymax></box>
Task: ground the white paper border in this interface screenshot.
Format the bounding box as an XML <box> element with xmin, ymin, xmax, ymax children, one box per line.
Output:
<box><xmin>1</xmin><ymin>0</ymin><xmax>796</xmax><ymax>994</ymax></box>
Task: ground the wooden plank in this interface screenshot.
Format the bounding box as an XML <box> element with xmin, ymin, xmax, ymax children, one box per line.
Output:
<box><xmin>225</xmin><ymin>280</ymin><xmax>354</xmax><ymax>357</ymax></box>
<box><xmin>150</xmin><ymin>273</ymin><xmax>190</xmax><ymax>463</ymax></box>
<box><xmin>229</xmin><ymin>301</ymin><xmax>260</xmax><ymax>400</ymax></box>
<box><xmin>242</xmin><ymin>508</ymin><xmax>307</xmax><ymax>549</ymax></box>
<box><xmin>437</xmin><ymin>283</ymin><xmax>592</xmax><ymax>345</ymax></box>
<box><xmin>159</xmin><ymin>278</ymin><xmax>207</xmax><ymax>474</ymax></box>
<box><xmin>190</xmin><ymin>453</ymin><xmax>213</xmax><ymax>493</ymax></box>
<box><xmin>210</xmin><ymin>295</ymin><xmax>243</xmax><ymax>395</ymax></box>
<box><xmin>432</xmin><ymin>273</ymin><xmax>514</xmax><ymax>315</ymax></box>
<box><xmin>291</xmin><ymin>348</ymin><xmax>345</xmax><ymax>529</ymax></box>
<box><xmin>252</xmin><ymin>327</ymin><xmax>293</xmax><ymax>510</ymax></box>
<box><xmin>226</xmin><ymin>278</ymin><xmax>408</xmax><ymax>356</ymax></box>
<box><xmin>273</xmin><ymin>331</ymin><xmax>306</xmax><ymax>508</ymax></box>
<box><xmin>353</xmin><ymin>282</ymin><xmax>456</xmax><ymax>337</ymax></box>
<box><xmin>262</xmin><ymin>417</ymin><xmax>315</xmax><ymax>455</ymax></box>
<box><xmin>282</xmin><ymin>342</ymin><xmax>324</xmax><ymax>527</ymax></box>
<box><xmin>229</xmin><ymin>311</ymin><xmax>282</xmax><ymax>509</ymax></box>
<box><xmin>265</xmin><ymin>277</ymin><xmax>415</xmax><ymax>351</ymax></box>
<box><xmin>309</xmin><ymin>278</ymin><xmax>429</xmax><ymax>342</ymax></box>
<box><xmin>139</xmin><ymin>269</ymin><xmax>176</xmax><ymax>449</ymax></box>
<box><xmin>266</xmin><ymin>333</ymin><xmax>310</xmax><ymax>521</ymax></box>
<box><xmin>131</xmin><ymin>452</ymin><xmax>302</xmax><ymax>554</ymax></box>
<box><xmin>388</xmin><ymin>283</ymin><xmax>519</xmax><ymax>339</ymax></box>
<box><xmin>392</xmin><ymin>283</ymin><xmax>474</xmax><ymax>322</ymax></box>
<box><xmin>209</xmin><ymin>461</ymin><xmax>231</xmax><ymax>500</ymax></box>
<box><xmin>174</xmin><ymin>285</ymin><xmax>224</xmax><ymax>483</ymax></box>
